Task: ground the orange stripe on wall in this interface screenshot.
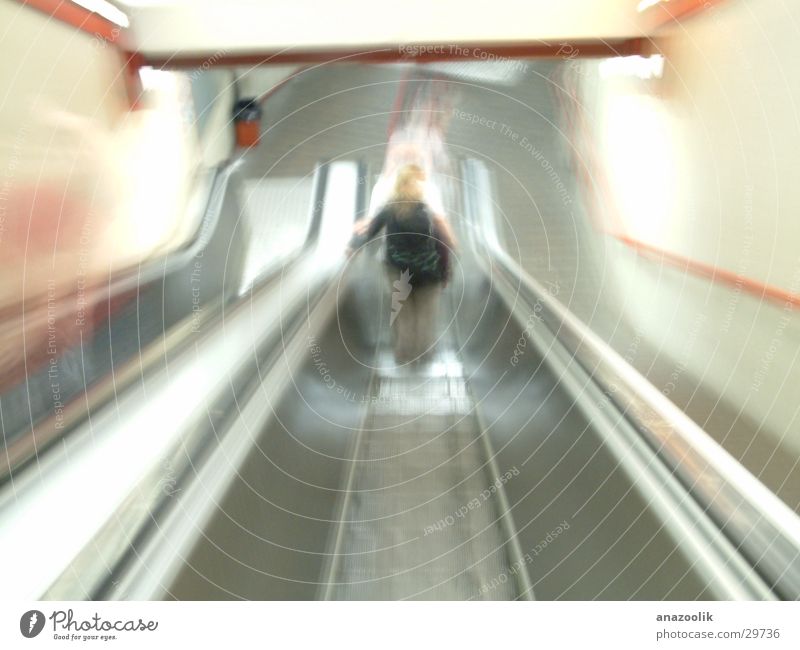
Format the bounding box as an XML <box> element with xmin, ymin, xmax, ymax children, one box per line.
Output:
<box><xmin>615</xmin><ymin>234</ymin><xmax>800</xmax><ymax>310</ymax></box>
<box><xmin>21</xmin><ymin>0</ymin><xmax>121</xmax><ymax>41</ymax></box>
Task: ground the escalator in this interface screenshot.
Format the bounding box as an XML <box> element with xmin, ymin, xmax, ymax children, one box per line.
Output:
<box><xmin>113</xmin><ymin>162</ymin><xmax>790</xmax><ymax>601</ymax></box>
<box><xmin>2</xmin><ymin>65</ymin><xmax>798</xmax><ymax>599</ymax></box>
<box><xmin>322</xmin><ymin>341</ymin><xmax>519</xmax><ymax>600</ymax></box>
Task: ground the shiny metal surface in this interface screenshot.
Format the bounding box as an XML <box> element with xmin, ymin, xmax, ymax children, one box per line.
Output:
<box><xmin>324</xmin><ymin>347</ymin><xmax>518</xmax><ymax>600</ymax></box>
<box><xmin>151</xmin><ymin>172</ymin><xmax>769</xmax><ymax>600</ymax></box>
<box><xmin>2</xmin><ymin>62</ymin><xmax>794</xmax><ymax>602</ymax></box>
<box><xmin>0</xmin><ymin>158</ymin><xmax>354</xmax><ymax>600</ymax></box>
<box><xmin>461</xmin><ymin>157</ymin><xmax>798</xmax><ymax>599</ymax></box>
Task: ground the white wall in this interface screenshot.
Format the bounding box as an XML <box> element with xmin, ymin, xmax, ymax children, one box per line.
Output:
<box><xmin>234</xmin><ymin>65</ymin><xmax>300</xmax><ymax>99</ymax></box>
<box><xmin>0</xmin><ymin>0</ymin><xmax>208</xmax><ymax>291</ymax></box>
<box><xmin>579</xmin><ymin>0</ymin><xmax>800</xmax><ymax>461</ymax></box>
<box><xmin>0</xmin><ymin>0</ymin><xmax>217</xmax><ymax>381</ymax></box>
<box><xmin>190</xmin><ymin>68</ymin><xmax>236</xmax><ymax>167</ymax></box>
<box><xmin>595</xmin><ymin>0</ymin><xmax>800</xmax><ymax>291</ymax></box>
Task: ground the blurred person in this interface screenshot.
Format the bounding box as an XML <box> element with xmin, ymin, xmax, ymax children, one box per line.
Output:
<box><xmin>348</xmin><ymin>164</ymin><xmax>455</xmax><ymax>363</ymax></box>
<box><xmin>361</xmin><ymin>129</ymin><xmax>445</xmax><ymax>223</ymax></box>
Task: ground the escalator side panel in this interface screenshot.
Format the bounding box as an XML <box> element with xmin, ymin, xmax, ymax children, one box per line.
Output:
<box><xmin>456</xmin><ymin>284</ymin><xmax>716</xmax><ymax>599</ymax></box>
<box><xmin>166</xmin><ymin>285</ymin><xmax>376</xmax><ymax>599</ymax></box>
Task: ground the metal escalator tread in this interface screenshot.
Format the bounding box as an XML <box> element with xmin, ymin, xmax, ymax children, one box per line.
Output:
<box><xmin>327</xmin><ymin>346</ymin><xmax>517</xmax><ymax>600</ymax></box>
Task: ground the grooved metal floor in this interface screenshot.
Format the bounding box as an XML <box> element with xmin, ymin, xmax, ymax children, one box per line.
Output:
<box><xmin>326</xmin><ymin>346</ymin><xmax>517</xmax><ymax>600</ymax></box>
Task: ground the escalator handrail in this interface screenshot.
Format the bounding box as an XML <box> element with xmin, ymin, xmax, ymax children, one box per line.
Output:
<box><xmin>0</xmin><ymin>165</ymin><xmax>222</xmax><ymax>484</ymax></box>
<box><xmin>0</xmin><ymin>161</ymin><xmax>329</xmax><ymax>486</ymax></box>
<box><xmin>466</xmin><ymin>158</ymin><xmax>800</xmax><ymax>600</ymax></box>
<box><xmin>0</xmin><ymin>160</ymin><xmax>358</xmax><ymax>599</ymax></box>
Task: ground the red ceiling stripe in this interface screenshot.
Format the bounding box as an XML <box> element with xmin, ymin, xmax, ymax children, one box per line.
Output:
<box><xmin>20</xmin><ymin>0</ymin><xmax>121</xmax><ymax>41</ymax></box>
<box><xmin>143</xmin><ymin>38</ymin><xmax>648</xmax><ymax>69</ymax></box>
<box><xmin>641</xmin><ymin>0</ymin><xmax>728</xmax><ymax>32</ymax></box>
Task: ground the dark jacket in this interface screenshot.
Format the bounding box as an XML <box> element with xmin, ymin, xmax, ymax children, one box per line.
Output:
<box><xmin>351</xmin><ymin>201</ymin><xmax>447</xmax><ymax>286</ymax></box>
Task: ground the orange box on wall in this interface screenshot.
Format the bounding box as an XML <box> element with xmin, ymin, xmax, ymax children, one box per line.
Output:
<box><xmin>235</xmin><ymin>120</ymin><xmax>261</xmax><ymax>147</ymax></box>
<box><xmin>233</xmin><ymin>99</ymin><xmax>262</xmax><ymax>148</ymax></box>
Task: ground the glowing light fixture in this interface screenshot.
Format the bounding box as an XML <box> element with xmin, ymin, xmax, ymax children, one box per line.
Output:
<box><xmin>73</xmin><ymin>0</ymin><xmax>130</xmax><ymax>27</ymax></box>
<box><xmin>137</xmin><ymin>65</ymin><xmax>178</xmax><ymax>91</ymax></box>
<box><xmin>637</xmin><ymin>0</ymin><xmax>667</xmax><ymax>12</ymax></box>
<box><xmin>599</xmin><ymin>55</ymin><xmax>665</xmax><ymax>80</ymax></box>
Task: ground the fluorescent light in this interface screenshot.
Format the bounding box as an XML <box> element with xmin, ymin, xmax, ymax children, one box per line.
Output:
<box><xmin>637</xmin><ymin>0</ymin><xmax>666</xmax><ymax>12</ymax></box>
<box><xmin>73</xmin><ymin>0</ymin><xmax>130</xmax><ymax>27</ymax></box>
<box><xmin>603</xmin><ymin>93</ymin><xmax>677</xmax><ymax>241</ymax></box>
<box><xmin>137</xmin><ymin>65</ymin><xmax>178</xmax><ymax>91</ymax></box>
<box><xmin>599</xmin><ymin>55</ymin><xmax>665</xmax><ymax>80</ymax></box>
<box><xmin>117</xmin><ymin>1</ymin><xmax>187</xmax><ymax>5</ymax></box>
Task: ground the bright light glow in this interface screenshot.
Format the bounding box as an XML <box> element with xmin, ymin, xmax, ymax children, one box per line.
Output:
<box><xmin>599</xmin><ymin>55</ymin><xmax>665</xmax><ymax>80</ymax></box>
<box><xmin>73</xmin><ymin>0</ymin><xmax>130</xmax><ymax>27</ymax></box>
<box><xmin>138</xmin><ymin>65</ymin><xmax>177</xmax><ymax>91</ymax></box>
<box><xmin>121</xmin><ymin>68</ymin><xmax>197</xmax><ymax>262</ymax></box>
<box><xmin>427</xmin><ymin>360</ymin><xmax>463</xmax><ymax>378</ymax></box>
<box><xmin>117</xmin><ymin>0</ymin><xmax>190</xmax><ymax>5</ymax></box>
<box><xmin>637</xmin><ymin>0</ymin><xmax>666</xmax><ymax>12</ymax></box>
<box><xmin>317</xmin><ymin>162</ymin><xmax>359</xmax><ymax>266</ymax></box>
<box><xmin>603</xmin><ymin>94</ymin><xmax>678</xmax><ymax>242</ymax></box>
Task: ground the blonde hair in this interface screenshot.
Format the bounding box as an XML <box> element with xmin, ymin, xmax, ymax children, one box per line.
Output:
<box><xmin>391</xmin><ymin>164</ymin><xmax>425</xmax><ymax>216</ymax></box>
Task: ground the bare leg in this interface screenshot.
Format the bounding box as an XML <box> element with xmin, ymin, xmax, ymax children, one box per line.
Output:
<box><xmin>386</xmin><ymin>266</ymin><xmax>415</xmax><ymax>363</ymax></box>
<box><xmin>412</xmin><ymin>282</ymin><xmax>442</xmax><ymax>360</ymax></box>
